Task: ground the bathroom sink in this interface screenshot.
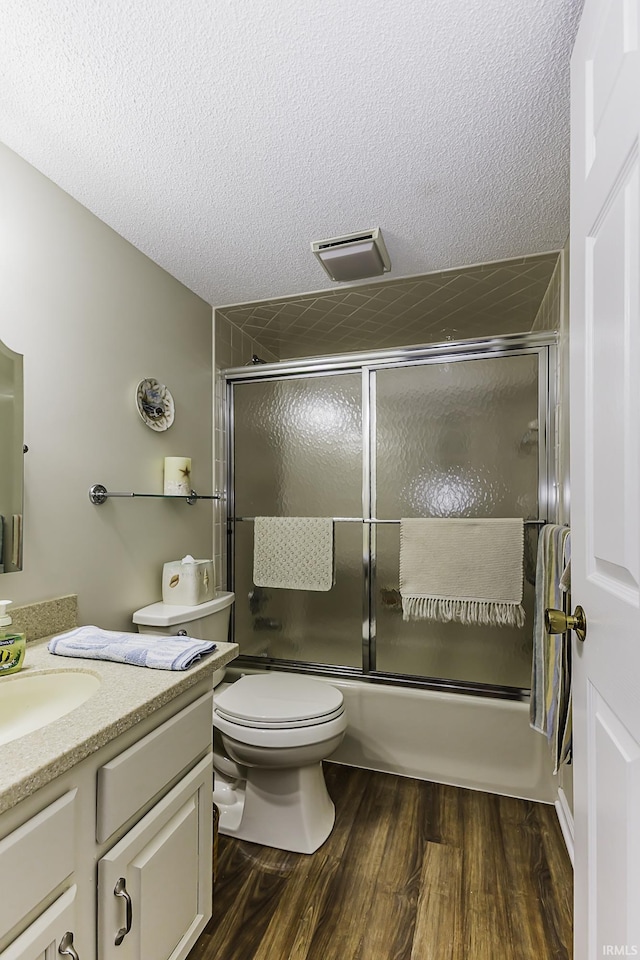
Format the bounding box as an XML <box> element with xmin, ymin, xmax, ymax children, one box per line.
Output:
<box><xmin>0</xmin><ymin>670</ymin><xmax>102</xmax><ymax>746</ymax></box>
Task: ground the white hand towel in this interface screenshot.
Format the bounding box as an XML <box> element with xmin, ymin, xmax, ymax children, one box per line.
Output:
<box><xmin>48</xmin><ymin>626</ymin><xmax>216</xmax><ymax>670</ymax></box>
<box><xmin>253</xmin><ymin>517</ymin><xmax>334</xmax><ymax>591</ymax></box>
<box><xmin>399</xmin><ymin>518</ymin><xmax>525</xmax><ymax>627</ymax></box>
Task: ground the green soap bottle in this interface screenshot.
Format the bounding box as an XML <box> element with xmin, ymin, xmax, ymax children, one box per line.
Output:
<box><xmin>0</xmin><ymin>600</ymin><xmax>25</xmax><ymax>675</ymax></box>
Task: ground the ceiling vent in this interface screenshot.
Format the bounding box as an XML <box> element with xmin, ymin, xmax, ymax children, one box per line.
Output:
<box><xmin>311</xmin><ymin>228</ymin><xmax>391</xmax><ymax>282</ymax></box>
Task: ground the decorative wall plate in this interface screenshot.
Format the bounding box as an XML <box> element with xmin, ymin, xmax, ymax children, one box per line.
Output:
<box><xmin>135</xmin><ymin>378</ymin><xmax>175</xmax><ymax>431</ymax></box>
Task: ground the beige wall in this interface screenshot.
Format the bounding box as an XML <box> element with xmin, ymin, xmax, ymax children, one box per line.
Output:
<box><xmin>0</xmin><ymin>143</ymin><xmax>214</xmax><ymax>631</ymax></box>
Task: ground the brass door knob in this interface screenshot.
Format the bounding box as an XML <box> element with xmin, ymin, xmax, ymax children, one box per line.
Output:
<box><xmin>544</xmin><ymin>606</ymin><xmax>587</xmax><ymax>642</ymax></box>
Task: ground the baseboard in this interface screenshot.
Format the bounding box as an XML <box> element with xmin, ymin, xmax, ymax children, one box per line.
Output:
<box><xmin>555</xmin><ymin>786</ymin><xmax>574</xmax><ymax>867</ymax></box>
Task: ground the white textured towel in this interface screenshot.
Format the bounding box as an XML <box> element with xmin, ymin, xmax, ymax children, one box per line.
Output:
<box><xmin>399</xmin><ymin>518</ymin><xmax>525</xmax><ymax>627</ymax></box>
<box><xmin>253</xmin><ymin>517</ymin><xmax>334</xmax><ymax>591</ymax></box>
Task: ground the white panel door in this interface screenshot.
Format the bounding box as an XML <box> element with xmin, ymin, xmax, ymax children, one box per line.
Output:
<box><xmin>570</xmin><ymin>0</ymin><xmax>640</xmax><ymax>956</ymax></box>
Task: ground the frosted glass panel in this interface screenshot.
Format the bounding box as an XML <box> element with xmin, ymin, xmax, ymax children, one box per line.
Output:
<box><xmin>234</xmin><ymin>374</ymin><xmax>362</xmax><ymax>517</ymax></box>
<box><xmin>375</xmin><ymin>525</ymin><xmax>538</xmax><ymax>687</ymax></box>
<box><xmin>374</xmin><ymin>355</ymin><xmax>539</xmax><ymax>687</ymax></box>
<box><xmin>234</xmin><ymin>521</ymin><xmax>363</xmax><ymax>666</ymax></box>
<box><xmin>232</xmin><ymin>374</ymin><xmax>363</xmax><ymax>667</ymax></box>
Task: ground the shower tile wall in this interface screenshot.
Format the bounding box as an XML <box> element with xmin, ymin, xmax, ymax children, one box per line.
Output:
<box><xmin>556</xmin><ymin>245</ymin><xmax>570</xmax><ymax>527</ymax></box>
<box><xmin>213</xmin><ymin>314</ymin><xmax>278</xmax><ymax>589</ymax></box>
<box><xmin>531</xmin><ymin>255</ymin><xmax>562</xmax><ymax>332</ymax></box>
<box><xmin>532</xmin><ymin>245</ymin><xmax>569</xmax><ymax>525</ymax></box>
<box><xmin>216</xmin><ymin>252</ymin><xmax>560</xmax><ymax>360</ymax></box>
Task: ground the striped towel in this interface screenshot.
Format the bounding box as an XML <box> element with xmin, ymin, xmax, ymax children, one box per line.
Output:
<box><xmin>399</xmin><ymin>518</ymin><xmax>525</xmax><ymax>627</ymax></box>
<box><xmin>530</xmin><ymin>525</ymin><xmax>572</xmax><ymax>772</ymax></box>
<box><xmin>48</xmin><ymin>626</ymin><xmax>216</xmax><ymax>671</ymax></box>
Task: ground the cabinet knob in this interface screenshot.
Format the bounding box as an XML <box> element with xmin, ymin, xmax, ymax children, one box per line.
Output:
<box><xmin>59</xmin><ymin>931</ymin><xmax>80</xmax><ymax>959</ymax></box>
<box><xmin>114</xmin><ymin>877</ymin><xmax>133</xmax><ymax>945</ymax></box>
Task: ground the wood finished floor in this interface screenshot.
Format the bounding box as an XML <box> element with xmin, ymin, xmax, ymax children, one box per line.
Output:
<box><xmin>189</xmin><ymin>763</ymin><xmax>573</xmax><ymax>960</ymax></box>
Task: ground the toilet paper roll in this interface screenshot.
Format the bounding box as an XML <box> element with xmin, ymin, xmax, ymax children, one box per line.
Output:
<box><xmin>164</xmin><ymin>457</ymin><xmax>192</xmax><ymax>496</ymax></box>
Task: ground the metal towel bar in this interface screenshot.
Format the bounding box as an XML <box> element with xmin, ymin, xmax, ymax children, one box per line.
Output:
<box><xmin>232</xmin><ymin>516</ymin><xmax>546</xmax><ymax>525</ymax></box>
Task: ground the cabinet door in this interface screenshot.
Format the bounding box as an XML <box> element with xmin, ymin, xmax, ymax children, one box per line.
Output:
<box><xmin>0</xmin><ymin>790</ymin><xmax>76</xmax><ymax>939</ymax></box>
<box><xmin>0</xmin><ymin>886</ymin><xmax>79</xmax><ymax>960</ymax></box>
<box><xmin>98</xmin><ymin>755</ymin><xmax>212</xmax><ymax>960</ymax></box>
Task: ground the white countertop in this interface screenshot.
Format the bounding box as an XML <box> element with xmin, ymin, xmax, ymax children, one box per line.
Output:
<box><xmin>0</xmin><ymin>637</ymin><xmax>239</xmax><ymax>815</ymax></box>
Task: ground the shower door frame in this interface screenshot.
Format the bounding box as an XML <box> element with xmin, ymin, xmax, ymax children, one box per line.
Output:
<box><xmin>224</xmin><ymin>331</ymin><xmax>558</xmax><ymax>702</ymax></box>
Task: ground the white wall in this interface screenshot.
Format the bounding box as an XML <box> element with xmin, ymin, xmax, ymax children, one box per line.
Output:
<box><xmin>0</xmin><ymin>143</ymin><xmax>214</xmax><ymax>630</ymax></box>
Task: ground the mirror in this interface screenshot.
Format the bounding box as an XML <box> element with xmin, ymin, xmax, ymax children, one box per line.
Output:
<box><xmin>0</xmin><ymin>339</ymin><xmax>24</xmax><ymax>572</ymax></box>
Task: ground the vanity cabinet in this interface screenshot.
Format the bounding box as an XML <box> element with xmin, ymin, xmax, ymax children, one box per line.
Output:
<box><xmin>98</xmin><ymin>756</ymin><xmax>212</xmax><ymax>960</ymax></box>
<box><xmin>0</xmin><ymin>790</ymin><xmax>80</xmax><ymax>959</ymax></box>
<box><xmin>0</xmin><ymin>887</ymin><xmax>79</xmax><ymax>960</ymax></box>
<box><xmin>0</xmin><ymin>682</ymin><xmax>214</xmax><ymax>960</ymax></box>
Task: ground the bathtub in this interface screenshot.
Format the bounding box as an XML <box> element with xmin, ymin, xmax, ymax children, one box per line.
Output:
<box><xmin>224</xmin><ymin>664</ymin><xmax>557</xmax><ymax>803</ymax></box>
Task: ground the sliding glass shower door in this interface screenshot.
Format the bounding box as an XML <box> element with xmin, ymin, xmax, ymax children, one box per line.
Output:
<box><xmin>232</xmin><ymin>372</ymin><xmax>365</xmax><ymax>667</ymax></box>
<box><xmin>228</xmin><ymin>339</ymin><xmax>552</xmax><ymax>696</ymax></box>
<box><xmin>373</xmin><ymin>355</ymin><xmax>540</xmax><ymax>689</ymax></box>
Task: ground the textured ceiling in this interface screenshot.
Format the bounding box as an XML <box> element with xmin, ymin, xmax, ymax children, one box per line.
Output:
<box><xmin>217</xmin><ymin>252</ymin><xmax>559</xmax><ymax>359</ymax></box>
<box><xmin>0</xmin><ymin>1</ymin><xmax>582</xmax><ymax>307</ymax></box>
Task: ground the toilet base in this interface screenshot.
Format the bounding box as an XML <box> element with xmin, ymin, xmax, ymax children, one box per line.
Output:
<box><xmin>213</xmin><ymin>762</ymin><xmax>335</xmax><ymax>854</ymax></box>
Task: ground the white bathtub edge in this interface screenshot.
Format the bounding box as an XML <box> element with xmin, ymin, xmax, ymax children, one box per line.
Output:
<box><xmin>227</xmin><ymin>664</ymin><xmax>558</xmax><ymax>803</ymax></box>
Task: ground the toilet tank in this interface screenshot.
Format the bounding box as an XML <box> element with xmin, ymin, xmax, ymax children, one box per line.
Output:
<box><xmin>132</xmin><ymin>591</ymin><xmax>235</xmax><ymax>641</ymax></box>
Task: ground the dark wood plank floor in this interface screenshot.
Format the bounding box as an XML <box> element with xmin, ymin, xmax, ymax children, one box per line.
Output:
<box><xmin>189</xmin><ymin>763</ymin><xmax>573</xmax><ymax>960</ymax></box>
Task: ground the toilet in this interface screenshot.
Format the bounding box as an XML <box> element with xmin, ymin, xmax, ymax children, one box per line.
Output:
<box><xmin>213</xmin><ymin>673</ymin><xmax>346</xmax><ymax>854</ymax></box>
<box><xmin>132</xmin><ymin>593</ymin><xmax>347</xmax><ymax>855</ymax></box>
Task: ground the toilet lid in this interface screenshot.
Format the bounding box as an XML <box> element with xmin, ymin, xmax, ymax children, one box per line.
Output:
<box><xmin>214</xmin><ymin>674</ymin><xmax>343</xmax><ymax>726</ymax></box>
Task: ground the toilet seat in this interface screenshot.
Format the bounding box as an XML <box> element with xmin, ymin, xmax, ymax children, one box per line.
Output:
<box><xmin>214</xmin><ymin>708</ymin><xmax>347</xmax><ymax>750</ymax></box>
<box><xmin>214</xmin><ymin>673</ymin><xmax>344</xmax><ymax>729</ymax></box>
<box><xmin>215</xmin><ymin>705</ymin><xmax>344</xmax><ymax>728</ymax></box>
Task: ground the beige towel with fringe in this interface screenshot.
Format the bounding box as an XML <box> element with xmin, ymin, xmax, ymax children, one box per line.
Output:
<box><xmin>253</xmin><ymin>517</ymin><xmax>334</xmax><ymax>591</ymax></box>
<box><xmin>399</xmin><ymin>518</ymin><xmax>525</xmax><ymax>627</ymax></box>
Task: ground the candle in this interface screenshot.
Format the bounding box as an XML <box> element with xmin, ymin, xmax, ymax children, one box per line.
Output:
<box><xmin>164</xmin><ymin>457</ymin><xmax>192</xmax><ymax>496</ymax></box>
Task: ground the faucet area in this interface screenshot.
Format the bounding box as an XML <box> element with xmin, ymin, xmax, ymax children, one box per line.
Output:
<box><xmin>0</xmin><ymin>0</ymin><xmax>603</xmax><ymax>956</ymax></box>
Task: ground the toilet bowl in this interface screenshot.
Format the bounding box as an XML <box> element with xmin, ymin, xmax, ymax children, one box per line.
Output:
<box><xmin>212</xmin><ymin>673</ymin><xmax>346</xmax><ymax>854</ymax></box>
<box><xmin>132</xmin><ymin>594</ymin><xmax>346</xmax><ymax>854</ymax></box>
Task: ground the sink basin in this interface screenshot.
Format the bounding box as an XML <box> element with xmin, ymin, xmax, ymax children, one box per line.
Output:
<box><xmin>0</xmin><ymin>670</ymin><xmax>102</xmax><ymax>746</ymax></box>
